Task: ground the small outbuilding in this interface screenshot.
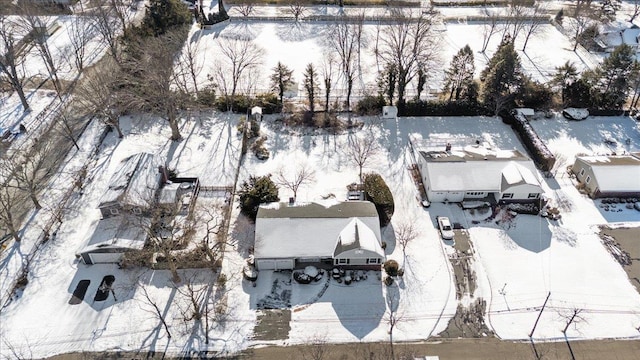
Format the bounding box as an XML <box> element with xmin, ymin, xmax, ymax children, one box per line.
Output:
<box><xmin>254</xmin><ymin>201</ymin><xmax>384</xmax><ymax>271</ymax></box>
<box><xmin>571</xmin><ymin>154</ymin><xmax>640</xmax><ymax>198</ymax></box>
<box><xmin>78</xmin><ymin>216</ymin><xmax>149</xmax><ymax>265</ymax></box>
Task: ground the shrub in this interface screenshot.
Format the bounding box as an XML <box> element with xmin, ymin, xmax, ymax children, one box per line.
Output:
<box><xmin>196</xmin><ymin>86</ymin><xmax>216</xmax><ymax>107</ymax></box>
<box><xmin>143</xmin><ymin>0</ymin><xmax>192</xmax><ymax>36</ymax></box>
<box><xmin>362</xmin><ymin>173</ymin><xmax>395</xmax><ymax>227</ymax></box>
<box><xmin>383</xmin><ymin>259</ymin><xmax>399</xmax><ymax>276</ymax></box>
<box><xmin>217</xmin><ymin>273</ymin><xmax>227</xmax><ymax>288</ymax></box>
<box><xmin>384</xmin><ymin>276</ymin><xmax>394</xmax><ymax>286</ymax></box>
<box><xmin>355</xmin><ymin>95</ymin><xmax>386</xmax><ymax>116</ymax></box>
<box><xmin>215</xmin><ymin>94</ymin><xmax>281</xmax><ymax>114</ymax></box>
<box><xmin>399</xmin><ymin>100</ymin><xmax>491</xmax><ymax>117</ymax></box>
<box><xmin>238</xmin><ymin>175</ymin><xmax>280</xmax><ymax>220</ymax></box>
<box><xmin>397</xmin><ymin>268</ymin><xmax>404</xmax><ymax>277</ymax></box>
<box><xmin>518</xmin><ymin>79</ymin><xmax>553</xmax><ymax>109</ymax></box>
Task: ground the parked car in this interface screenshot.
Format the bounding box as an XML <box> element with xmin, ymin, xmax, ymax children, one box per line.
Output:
<box><xmin>437</xmin><ymin>216</ymin><xmax>454</xmax><ymax>241</ymax></box>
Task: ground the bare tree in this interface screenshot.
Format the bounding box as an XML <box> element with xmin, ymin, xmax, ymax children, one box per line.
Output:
<box><xmin>560</xmin><ymin>308</ymin><xmax>586</xmax><ymax>335</ymax></box>
<box><xmin>91</xmin><ymin>3</ymin><xmax>124</xmax><ymax>64</ymax></box>
<box><xmin>328</xmin><ymin>16</ymin><xmax>364</xmax><ymax>115</ymax></box>
<box><xmin>53</xmin><ymin>107</ymin><xmax>81</xmax><ymax>150</ymax></box>
<box><xmin>384</xmin><ymin>288</ymin><xmax>403</xmax><ymax>359</ymax></box>
<box><xmin>215</xmin><ymin>37</ymin><xmax>264</xmax><ymax>111</ymax></box>
<box><xmin>344</xmin><ymin>132</ymin><xmax>380</xmax><ymax>183</ymax></box>
<box><xmin>138</xmin><ymin>281</ymin><xmax>172</xmax><ymax>339</ymax></box>
<box><xmin>505</xmin><ymin>0</ymin><xmax>528</xmax><ymax>41</ymax></box>
<box><xmin>321</xmin><ymin>53</ymin><xmax>336</xmax><ymax>119</ymax></box>
<box><xmin>175</xmin><ymin>273</ymin><xmax>209</xmax><ymax>322</ymax></box>
<box><xmin>275</xmin><ymin>163</ymin><xmax>315</xmax><ymax>200</ymax></box>
<box><xmin>0</xmin><ymin>183</ymin><xmax>25</xmax><ymax>243</ymax></box>
<box><xmin>288</xmin><ymin>1</ymin><xmax>306</xmax><ymax>21</ymax></box>
<box><xmin>376</xmin><ymin>10</ymin><xmax>439</xmax><ymax>108</ymax></box>
<box><xmin>571</xmin><ymin>1</ymin><xmax>594</xmax><ymax>51</ymax></box>
<box><xmin>236</xmin><ymin>3</ymin><xmax>255</xmax><ymax>17</ymax></box>
<box><xmin>121</xmin><ymin>30</ymin><xmax>188</xmax><ymax>140</ymax></box>
<box><xmin>75</xmin><ymin>56</ymin><xmax>126</xmax><ymax>138</ymax></box>
<box><xmin>481</xmin><ymin>9</ymin><xmax>501</xmax><ymax>53</ymax></box>
<box><xmin>521</xmin><ymin>4</ymin><xmax>549</xmax><ymax>52</ymax></box>
<box><xmin>20</xmin><ymin>10</ymin><xmax>63</xmax><ymax>98</ymax></box>
<box><xmin>297</xmin><ymin>333</ymin><xmax>332</xmax><ymax>360</ymax></box>
<box><xmin>66</xmin><ymin>15</ymin><xmax>93</xmax><ymax>73</ymax></box>
<box><xmin>0</xmin><ymin>17</ymin><xmax>30</xmax><ymax>112</ymax></box>
<box><xmin>395</xmin><ymin>221</ymin><xmax>417</xmax><ymax>266</ymax></box>
<box><xmin>4</xmin><ymin>139</ymin><xmax>58</xmax><ymax>210</ymax></box>
<box><xmin>175</xmin><ymin>38</ymin><xmax>204</xmax><ymax>97</ymax></box>
<box><xmin>630</xmin><ymin>0</ymin><xmax>640</xmax><ymax>22</ymax></box>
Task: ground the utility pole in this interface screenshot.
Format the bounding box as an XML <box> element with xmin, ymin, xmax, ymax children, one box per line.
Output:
<box><xmin>529</xmin><ymin>292</ymin><xmax>551</xmax><ymax>338</ymax></box>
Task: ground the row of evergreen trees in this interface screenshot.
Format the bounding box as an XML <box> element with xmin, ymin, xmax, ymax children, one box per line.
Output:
<box><xmin>442</xmin><ymin>35</ymin><xmax>639</xmax><ymax>112</ymax></box>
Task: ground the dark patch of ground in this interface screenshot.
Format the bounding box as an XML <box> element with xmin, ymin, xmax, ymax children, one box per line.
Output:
<box><xmin>600</xmin><ymin>226</ymin><xmax>640</xmax><ymax>294</ymax></box>
<box><xmin>253</xmin><ymin>309</ymin><xmax>291</xmax><ymax>341</ymax></box>
<box><xmin>439</xmin><ymin>299</ymin><xmax>494</xmax><ymax>339</ymax></box>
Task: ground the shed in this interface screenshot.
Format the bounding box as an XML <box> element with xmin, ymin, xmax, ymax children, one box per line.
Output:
<box><xmin>572</xmin><ymin>154</ymin><xmax>640</xmax><ymax>198</ymax></box>
<box><xmin>78</xmin><ymin>216</ymin><xmax>149</xmax><ymax>264</ymax></box>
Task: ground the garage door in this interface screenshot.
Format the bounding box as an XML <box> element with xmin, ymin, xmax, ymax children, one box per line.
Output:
<box><xmin>88</xmin><ymin>252</ymin><xmax>123</xmax><ymax>264</ymax></box>
<box><xmin>256</xmin><ymin>259</ymin><xmax>294</xmax><ymax>270</ymax></box>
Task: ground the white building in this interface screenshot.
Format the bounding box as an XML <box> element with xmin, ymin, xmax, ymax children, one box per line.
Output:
<box><xmin>571</xmin><ymin>154</ymin><xmax>640</xmax><ymax>198</ymax></box>
<box><xmin>254</xmin><ymin>201</ymin><xmax>384</xmax><ymax>271</ymax></box>
<box><xmin>416</xmin><ymin>142</ymin><xmax>542</xmax><ymax>203</ymax></box>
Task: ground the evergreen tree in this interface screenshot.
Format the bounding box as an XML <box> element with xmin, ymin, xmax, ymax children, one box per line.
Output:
<box><xmin>270</xmin><ymin>62</ymin><xmax>294</xmax><ymax>106</ymax></box>
<box><xmin>303</xmin><ymin>63</ymin><xmax>318</xmax><ymax>113</ymax></box>
<box><xmin>586</xmin><ymin>44</ymin><xmax>638</xmax><ymax>109</ymax></box>
<box><xmin>479</xmin><ymin>36</ymin><xmax>523</xmax><ymax>111</ymax></box>
<box><xmin>551</xmin><ymin>61</ymin><xmax>578</xmax><ymax>105</ymax></box>
<box><xmin>238</xmin><ymin>175</ymin><xmax>280</xmax><ymax>220</ymax></box>
<box><xmin>443</xmin><ymin>45</ymin><xmax>475</xmax><ymax>102</ymax></box>
<box><xmin>377</xmin><ymin>63</ymin><xmax>397</xmax><ymax>105</ymax></box>
<box><xmin>143</xmin><ymin>0</ymin><xmax>192</xmax><ymax>36</ymax></box>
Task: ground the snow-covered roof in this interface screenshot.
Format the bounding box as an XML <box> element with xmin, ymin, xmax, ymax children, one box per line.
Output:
<box><xmin>598</xmin><ymin>24</ymin><xmax>640</xmax><ymax>49</ymax></box>
<box><xmin>98</xmin><ymin>153</ymin><xmax>162</xmax><ymax>209</ymax></box>
<box><xmin>333</xmin><ymin>218</ymin><xmax>383</xmax><ymax>257</ymax></box>
<box><xmin>254</xmin><ymin>201</ymin><xmax>382</xmax><ymax>259</ymax></box>
<box><xmin>576</xmin><ymin>155</ymin><xmax>640</xmax><ymax>192</ymax></box>
<box><xmin>419</xmin><ymin>146</ymin><xmax>539</xmax><ymax>192</ymax></box>
<box><xmin>501</xmin><ymin>162</ymin><xmax>541</xmax><ymax>190</ymax></box>
<box><xmin>80</xmin><ymin>216</ymin><xmax>149</xmax><ymax>253</ymax></box>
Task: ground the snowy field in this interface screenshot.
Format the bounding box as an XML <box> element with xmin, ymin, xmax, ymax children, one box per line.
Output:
<box><xmin>190</xmin><ymin>18</ymin><xmax>595</xmax><ymax>99</ymax></box>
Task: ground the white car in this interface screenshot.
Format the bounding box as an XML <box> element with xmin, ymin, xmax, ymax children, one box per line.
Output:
<box><xmin>437</xmin><ymin>216</ymin><xmax>455</xmax><ymax>241</ymax></box>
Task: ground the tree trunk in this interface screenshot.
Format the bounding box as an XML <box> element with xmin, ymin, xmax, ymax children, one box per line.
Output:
<box><xmin>168</xmin><ymin>106</ymin><xmax>181</xmax><ymax>141</ymax></box>
<box><xmin>14</xmin><ymin>79</ymin><xmax>29</xmax><ymax>112</ymax></box>
<box><xmin>30</xmin><ymin>193</ymin><xmax>41</xmax><ymax>210</ymax></box>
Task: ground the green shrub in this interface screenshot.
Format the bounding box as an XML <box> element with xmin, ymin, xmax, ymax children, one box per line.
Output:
<box><xmin>363</xmin><ymin>173</ymin><xmax>394</xmax><ymax>227</ymax></box>
<box><xmin>383</xmin><ymin>259</ymin><xmax>399</xmax><ymax>276</ymax></box>
<box><xmin>399</xmin><ymin>100</ymin><xmax>491</xmax><ymax>117</ymax></box>
<box><xmin>238</xmin><ymin>175</ymin><xmax>280</xmax><ymax>220</ymax></box>
<box><xmin>196</xmin><ymin>86</ymin><xmax>216</xmax><ymax>107</ymax></box>
<box><xmin>143</xmin><ymin>0</ymin><xmax>192</xmax><ymax>36</ymax></box>
<box><xmin>355</xmin><ymin>95</ymin><xmax>386</xmax><ymax>115</ymax></box>
<box><xmin>518</xmin><ymin>79</ymin><xmax>553</xmax><ymax>109</ymax></box>
<box><xmin>215</xmin><ymin>94</ymin><xmax>282</xmax><ymax>114</ymax></box>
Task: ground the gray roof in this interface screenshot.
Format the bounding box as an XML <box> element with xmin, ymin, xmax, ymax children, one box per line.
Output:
<box><xmin>257</xmin><ymin>200</ymin><xmax>379</xmax><ymax>219</ymax></box>
<box><xmin>98</xmin><ymin>153</ymin><xmax>162</xmax><ymax>209</ymax></box>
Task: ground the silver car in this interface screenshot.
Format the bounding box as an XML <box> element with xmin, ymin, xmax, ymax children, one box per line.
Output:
<box><xmin>437</xmin><ymin>216</ymin><xmax>455</xmax><ymax>241</ymax></box>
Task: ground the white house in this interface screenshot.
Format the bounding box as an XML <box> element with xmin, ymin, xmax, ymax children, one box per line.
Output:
<box><xmin>571</xmin><ymin>154</ymin><xmax>640</xmax><ymax>198</ymax></box>
<box><xmin>253</xmin><ymin>201</ymin><xmax>384</xmax><ymax>271</ymax></box>
<box><xmin>416</xmin><ymin>142</ymin><xmax>543</xmax><ymax>203</ymax></box>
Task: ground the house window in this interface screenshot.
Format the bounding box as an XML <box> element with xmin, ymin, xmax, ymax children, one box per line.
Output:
<box><xmin>132</xmin><ymin>207</ymin><xmax>142</xmax><ymax>214</ymax></box>
<box><xmin>586</xmin><ymin>176</ymin><xmax>591</xmax><ymax>184</ymax></box>
<box><xmin>367</xmin><ymin>258</ymin><xmax>380</xmax><ymax>264</ymax></box>
<box><xmin>579</xmin><ymin>168</ymin><xmax>585</xmax><ymax>177</ymax></box>
<box><xmin>528</xmin><ymin>193</ymin><xmax>539</xmax><ymax>199</ymax></box>
<box><xmin>109</xmin><ymin>208</ymin><xmax>119</xmax><ymax>215</ymax></box>
<box><xmin>502</xmin><ymin>193</ymin><xmax>513</xmax><ymax>199</ymax></box>
<box><xmin>335</xmin><ymin>258</ymin><xmax>350</xmax><ymax>265</ymax></box>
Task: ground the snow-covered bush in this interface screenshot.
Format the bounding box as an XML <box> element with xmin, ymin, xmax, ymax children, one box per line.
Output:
<box><xmin>238</xmin><ymin>175</ymin><xmax>280</xmax><ymax>220</ymax></box>
<box><xmin>384</xmin><ymin>259</ymin><xmax>399</xmax><ymax>276</ymax></box>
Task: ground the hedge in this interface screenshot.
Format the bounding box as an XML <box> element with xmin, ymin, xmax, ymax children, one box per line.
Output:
<box><xmin>214</xmin><ymin>94</ymin><xmax>281</xmax><ymax>114</ymax></box>
<box><xmin>398</xmin><ymin>100</ymin><xmax>492</xmax><ymax>117</ymax></box>
<box><xmin>501</xmin><ymin>110</ymin><xmax>556</xmax><ymax>172</ymax></box>
<box><xmin>362</xmin><ymin>173</ymin><xmax>394</xmax><ymax>227</ymax></box>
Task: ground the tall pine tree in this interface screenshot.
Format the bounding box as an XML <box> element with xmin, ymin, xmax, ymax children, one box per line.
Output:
<box><xmin>585</xmin><ymin>44</ymin><xmax>638</xmax><ymax>109</ymax></box>
<box><xmin>303</xmin><ymin>63</ymin><xmax>318</xmax><ymax>113</ymax></box>
<box><xmin>443</xmin><ymin>45</ymin><xmax>475</xmax><ymax>102</ymax></box>
<box><xmin>270</xmin><ymin>62</ymin><xmax>294</xmax><ymax>106</ymax></box>
<box><xmin>480</xmin><ymin>36</ymin><xmax>523</xmax><ymax>111</ymax></box>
